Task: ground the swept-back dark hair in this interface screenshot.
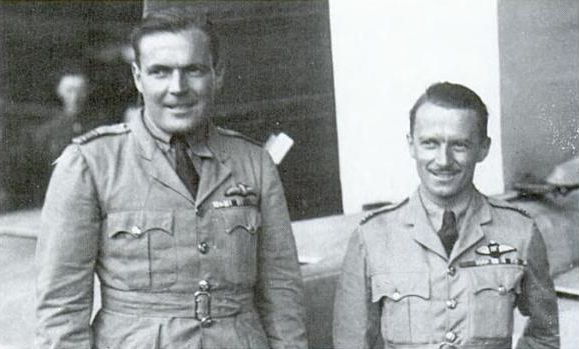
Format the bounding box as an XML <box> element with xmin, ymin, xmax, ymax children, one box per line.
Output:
<box><xmin>131</xmin><ymin>7</ymin><xmax>220</xmax><ymax>67</ymax></box>
<box><xmin>409</xmin><ymin>82</ymin><xmax>489</xmax><ymax>138</ymax></box>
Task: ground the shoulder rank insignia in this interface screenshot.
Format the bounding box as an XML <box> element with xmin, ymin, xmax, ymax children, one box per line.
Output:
<box><xmin>360</xmin><ymin>197</ymin><xmax>409</xmax><ymax>225</ymax></box>
<box><xmin>475</xmin><ymin>241</ymin><xmax>517</xmax><ymax>258</ymax></box>
<box><xmin>488</xmin><ymin>197</ymin><xmax>531</xmax><ymax>218</ymax></box>
<box><xmin>225</xmin><ymin>183</ymin><xmax>257</xmax><ymax>197</ymax></box>
<box><xmin>72</xmin><ymin>123</ymin><xmax>130</xmax><ymax>144</ymax></box>
<box><xmin>216</xmin><ymin>127</ymin><xmax>261</xmax><ymax>146</ymax></box>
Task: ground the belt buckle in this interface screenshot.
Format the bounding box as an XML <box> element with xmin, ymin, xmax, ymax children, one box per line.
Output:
<box><xmin>194</xmin><ymin>290</ymin><xmax>213</xmax><ymax>327</ymax></box>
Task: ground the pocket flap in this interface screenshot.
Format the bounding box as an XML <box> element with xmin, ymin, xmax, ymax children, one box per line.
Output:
<box><xmin>371</xmin><ymin>272</ymin><xmax>430</xmax><ymax>303</ymax></box>
<box><xmin>106</xmin><ymin>211</ymin><xmax>174</xmax><ymax>238</ymax></box>
<box><xmin>222</xmin><ymin>208</ymin><xmax>261</xmax><ymax>235</ymax></box>
<box><xmin>471</xmin><ymin>266</ymin><xmax>524</xmax><ymax>295</ymax></box>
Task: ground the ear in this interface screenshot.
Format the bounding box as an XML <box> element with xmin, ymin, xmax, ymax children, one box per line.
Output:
<box><xmin>406</xmin><ymin>133</ymin><xmax>417</xmax><ymax>159</ymax></box>
<box><xmin>213</xmin><ymin>63</ymin><xmax>225</xmax><ymax>93</ymax></box>
<box><xmin>476</xmin><ymin>137</ymin><xmax>491</xmax><ymax>162</ymax></box>
<box><xmin>131</xmin><ymin>62</ymin><xmax>144</xmax><ymax>94</ymax></box>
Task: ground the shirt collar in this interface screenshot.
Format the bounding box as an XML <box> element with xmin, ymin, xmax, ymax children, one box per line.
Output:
<box><xmin>419</xmin><ymin>186</ymin><xmax>474</xmax><ymax>230</ymax></box>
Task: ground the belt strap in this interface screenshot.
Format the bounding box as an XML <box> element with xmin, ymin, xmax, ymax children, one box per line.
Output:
<box><xmin>101</xmin><ymin>286</ymin><xmax>255</xmax><ymax>319</ymax></box>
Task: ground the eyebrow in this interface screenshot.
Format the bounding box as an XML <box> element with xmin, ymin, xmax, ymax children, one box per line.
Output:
<box><xmin>417</xmin><ymin>135</ymin><xmax>473</xmax><ymax>144</ymax></box>
<box><xmin>145</xmin><ymin>64</ymin><xmax>170</xmax><ymax>72</ymax></box>
<box><xmin>146</xmin><ymin>63</ymin><xmax>209</xmax><ymax>71</ymax></box>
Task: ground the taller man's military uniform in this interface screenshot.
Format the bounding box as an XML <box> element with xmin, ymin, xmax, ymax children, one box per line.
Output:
<box><xmin>333</xmin><ymin>190</ymin><xmax>559</xmax><ymax>349</ymax></box>
<box><xmin>35</xmin><ymin>114</ymin><xmax>307</xmax><ymax>349</ymax></box>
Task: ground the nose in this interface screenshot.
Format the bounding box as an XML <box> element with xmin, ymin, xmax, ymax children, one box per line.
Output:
<box><xmin>435</xmin><ymin>144</ymin><xmax>453</xmax><ymax>167</ymax></box>
<box><xmin>168</xmin><ymin>70</ymin><xmax>187</xmax><ymax>94</ymax></box>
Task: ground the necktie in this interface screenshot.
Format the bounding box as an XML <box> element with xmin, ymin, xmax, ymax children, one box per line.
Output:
<box><xmin>438</xmin><ymin>210</ymin><xmax>458</xmax><ymax>256</ymax></box>
<box><xmin>171</xmin><ymin>135</ymin><xmax>199</xmax><ymax>198</ymax></box>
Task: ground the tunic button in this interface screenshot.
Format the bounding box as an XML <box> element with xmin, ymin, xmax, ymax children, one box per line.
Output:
<box><xmin>391</xmin><ymin>291</ymin><xmax>401</xmax><ymax>301</ymax></box>
<box><xmin>498</xmin><ymin>285</ymin><xmax>507</xmax><ymax>295</ymax></box>
<box><xmin>199</xmin><ymin>280</ymin><xmax>210</xmax><ymax>291</ymax></box>
<box><xmin>200</xmin><ymin>318</ymin><xmax>213</xmax><ymax>328</ymax></box>
<box><xmin>446</xmin><ymin>299</ymin><xmax>457</xmax><ymax>309</ymax></box>
<box><xmin>447</xmin><ymin>266</ymin><xmax>456</xmax><ymax>276</ymax></box>
<box><xmin>130</xmin><ymin>226</ymin><xmax>142</xmax><ymax>236</ymax></box>
<box><xmin>198</xmin><ymin>242</ymin><xmax>209</xmax><ymax>254</ymax></box>
<box><xmin>445</xmin><ymin>331</ymin><xmax>457</xmax><ymax>342</ymax></box>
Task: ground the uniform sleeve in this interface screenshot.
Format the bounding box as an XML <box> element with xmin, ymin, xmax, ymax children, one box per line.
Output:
<box><xmin>35</xmin><ymin>145</ymin><xmax>101</xmax><ymax>349</ymax></box>
<box><xmin>255</xmin><ymin>151</ymin><xmax>308</xmax><ymax>349</ymax></box>
<box><xmin>515</xmin><ymin>224</ymin><xmax>560</xmax><ymax>349</ymax></box>
<box><xmin>333</xmin><ymin>227</ymin><xmax>381</xmax><ymax>349</ymax></box>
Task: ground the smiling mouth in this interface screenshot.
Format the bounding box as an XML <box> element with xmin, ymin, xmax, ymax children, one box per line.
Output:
<box><xmin>429</xmin><ymin>170</ymin><xmax>459</xmax><ymax>180</ymax></box>
<box><xmin>166</xmin><ymin>103</ymin><xmax>196</xmax><ymax>111</ymax></box>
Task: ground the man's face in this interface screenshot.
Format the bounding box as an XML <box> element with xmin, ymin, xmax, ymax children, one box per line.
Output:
<box><xmin>57</xmin><ymin>74</ymin><xmax>89</xmax><ymax>113</ymax></box>
<box><xmin>407</xmin><ymin>101</ymin><xmax>490</xmax><ymax>205</ymax></box>
<box><xmin>132</xmin><ymin>28</ymin><xmax>223</xmax><ymax>134</ymax></box>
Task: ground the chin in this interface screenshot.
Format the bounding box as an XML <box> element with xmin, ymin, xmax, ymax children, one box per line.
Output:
<box><xmin>434</xmin><ymin>190</ymin><xmax>459</xmax><ymax>199</ymax></box>
<box><xmin>167</xmin><ymin>117</ymin><xmax>207</xmax><ymax>134</ymax></box>
<box><xmin>425</xmin><ymin>184</ymin><xmax>459</xmax><ymax>200</ymax></box>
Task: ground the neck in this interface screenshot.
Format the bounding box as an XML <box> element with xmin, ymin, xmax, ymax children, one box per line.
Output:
<box><xmin>419</xmin><ymin>184</ymin><xmax>475</xmax><ymax>211</ymax></box>
<box><xmin>142</xmin><ymin>111</ymin><xmax>209</xmax><ymax>146</ymax></box>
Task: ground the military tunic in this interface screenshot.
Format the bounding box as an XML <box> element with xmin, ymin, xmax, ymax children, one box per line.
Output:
<box><xmin>35</xmin><ymin>115</ymin><xmax>307</xmax><ymax>349</ymax></box>
<box><xmin>333</xmin><ymin>190</ymin><xmax>559</xmax><ymax>349</ymax></box>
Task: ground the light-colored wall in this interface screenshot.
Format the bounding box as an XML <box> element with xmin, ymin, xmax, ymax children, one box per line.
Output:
<box><xmin>330</xmin><ymin>0</ymin><xmax>504</xmax><ymax>213</ymax></box>
<box><xmin>498</xmin><ymin>0</ymin><xmax>579</xmax><ymax>187</ymax></box>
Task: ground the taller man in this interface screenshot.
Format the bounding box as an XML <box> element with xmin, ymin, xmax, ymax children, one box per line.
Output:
<box><xmin>36</xmin><ymin>8</ymin><xmax>307</xmax><ymax>349</ymax></box>
<box><xmin>333</xmin><ymin>82</ymin><xmax>559</xmax><ymax>349</ymax></box>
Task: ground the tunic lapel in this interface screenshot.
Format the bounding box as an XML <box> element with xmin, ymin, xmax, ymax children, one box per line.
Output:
<box><xmin>195</xmin><ymin>125</ymin><xmax>232</xmax><ymax>208</ymax></box>
<box><xmin>403</xmin><ymin>191</ymin><xmax>448</xmax><ymax>261</ymax></box>
<box><xmin>130</xmin><ymin>114</ymin><xmax>195</xmax><ymax>204</ymax></box>
<box><xmin>449</xmin><ymin>191</ymin><xmax>490</xmax><ymax>263</ymax></box>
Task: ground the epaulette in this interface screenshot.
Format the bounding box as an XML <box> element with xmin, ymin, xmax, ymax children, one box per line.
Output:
<box><xmin>488</xmin><ymin>197</ymin><xmax>531</xmax><ymax>218</ymax></box>
<box><xmin>72</xmin><ymin>123</ymin><xmax>130</xmax><ymax>144</ymax></box>
<box><xmin>216</xmin><ymin>127</ymin><xmax>262</xmax><ymax>146</ymax></box>
<box><xmin>360</xmin><ymin>197</ymin><xmax>409</xmax><ymax>225</ymax></box>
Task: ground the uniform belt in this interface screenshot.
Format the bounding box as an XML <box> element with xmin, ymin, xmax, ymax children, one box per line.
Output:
<box><xmin>101</xmin><ymin>286</ymin><xmax>255</xmax><ymax>320</ymax></box>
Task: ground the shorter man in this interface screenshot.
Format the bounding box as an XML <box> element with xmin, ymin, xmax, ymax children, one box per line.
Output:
<box><xmin>333</xmin><ymin>82</ymin><xmax>559</xmax><ymax>349</ymax></box>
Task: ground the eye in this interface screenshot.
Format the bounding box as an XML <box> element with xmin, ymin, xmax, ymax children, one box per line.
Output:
<box><xmin>420</xmin><ymin>139</ymin><xmax>437</xmax><ymax>149</ymax></box>
<box><xmin>452</xmin><ymin>142</ymin><xmax>469</xmax><ymax>152</ymax></box>
<box><xmin>185</xmin><ymin>65</ymin><xmax>209</xmax><ymax>77</ymax></box>
<box><xmin>148</xmin><ymin>67</ymin><xmax>170</xmax><ymax>77</ymax></box>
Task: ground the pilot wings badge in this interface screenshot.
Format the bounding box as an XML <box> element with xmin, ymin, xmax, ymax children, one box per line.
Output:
<box><xmin>475</xmin><ymin>241</ymin><xmax>517</xmax><ymax>258</ymax></box>
<box><xmin>225</xmin><ymin>183</ymin><xmax>256</xmax><ymax>197</ymax></box>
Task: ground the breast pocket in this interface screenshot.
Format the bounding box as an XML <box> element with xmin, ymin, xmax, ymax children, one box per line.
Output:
<box><xmin>468</xmin><ymin>265</ymin><xmax>524</xmax><ymax>339</ymax></box>
<box><xmin>371</xmin><ymin>272</ymin><xmax>431</xmax><ymax>344</ymax></box>
<box><xmin>218</xmin><ymin>206</ymin><xmax>262</xmax><ymax>285</ymax></box>
<box><xmin>102</xmin><ymin>211</ymin><xmax>177</xmax><ymax>290</ymax></box>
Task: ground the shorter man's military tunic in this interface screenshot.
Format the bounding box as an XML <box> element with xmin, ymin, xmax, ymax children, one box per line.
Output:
<box><xmin>333</xmin><ymin>190</ymin><xmax>559</xmax><ymax>349</ymax></box>
<box><xmin>35</xmin><ymin>115</ymin><xmax>307</xmax><ymax>349</ymax></box>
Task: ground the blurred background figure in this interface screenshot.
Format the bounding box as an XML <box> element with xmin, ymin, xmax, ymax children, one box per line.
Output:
<box><xmin>31</xmin><ymin>67</ymin><xmax>92</xmax><ymax>207</ymax></box>
<box><xmin>57</xmin><ymin>72</ymin><xmax>89</xmax><ymax>124</ymax></box>
<box><xmin>31</xmin><ymin>65</ymin><xmax>120</xmax><ymax>207</ymax></box>
<box><xmin>35</xmin><ymin>67</ymin><xmax>91</xmax><ymax>163</ymax></box>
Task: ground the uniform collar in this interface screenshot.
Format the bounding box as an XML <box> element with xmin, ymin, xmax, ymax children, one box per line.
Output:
<box><xmin>418</xmin><ymin>186</ymin><xmax>474</xmax><ymax>231</ymax></box>
<box><xmin>402</xmin><ymin>188</ymin><xmax>491</xmax><ymax>262</ymax></box>
<box><xmin>129</xmin><ymin>111</ymin><xmax>232</xmax><ymax>207</ymax></box>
